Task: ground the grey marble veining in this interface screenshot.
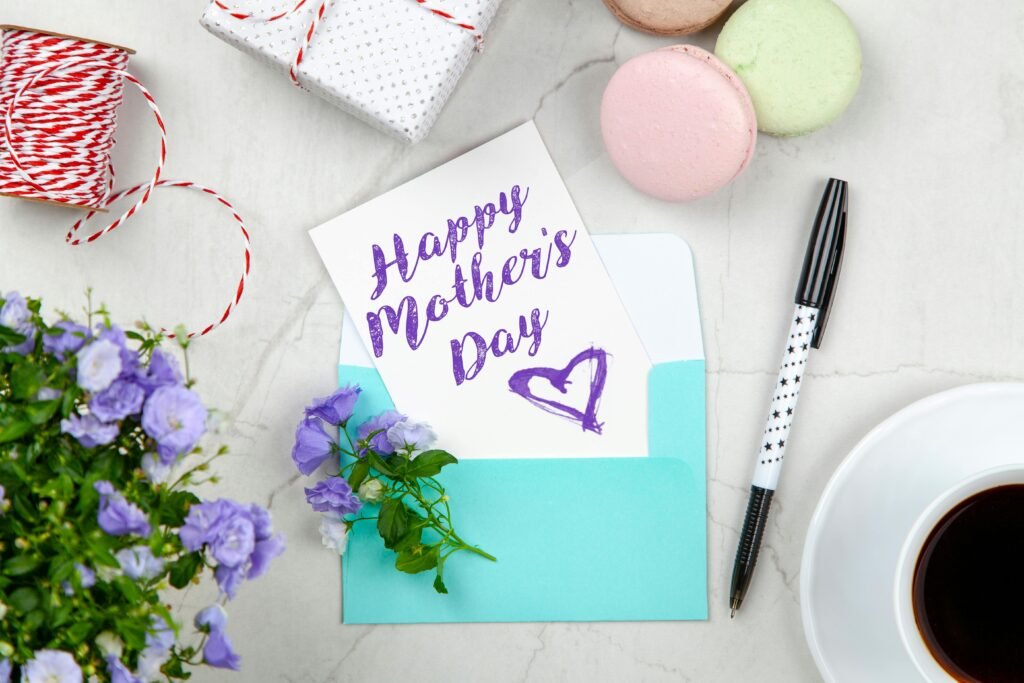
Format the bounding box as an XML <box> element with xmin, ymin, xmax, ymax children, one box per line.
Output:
<box><xmin>2</xmin><ymin>0</ymin><xmax>1023</xmax><ymax>680</ymax></box>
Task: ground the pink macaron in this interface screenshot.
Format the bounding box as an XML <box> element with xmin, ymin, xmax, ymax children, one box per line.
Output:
<box><xmin>600</xmin><ymin>45</ymin><xmax>757</xmax><ymax>202</ymax></box>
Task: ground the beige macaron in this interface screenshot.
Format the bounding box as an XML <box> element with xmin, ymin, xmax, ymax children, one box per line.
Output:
<box><xmin>602</xmin><ymin>0</ymin><xmax>733</xmax><ymax>35</ymax></box>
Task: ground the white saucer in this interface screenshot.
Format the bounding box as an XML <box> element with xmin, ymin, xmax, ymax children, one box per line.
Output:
<box><xmin>800</xmin><ymin>383</ymin><xmax>1024</xmax><ymax>682</ymax></box>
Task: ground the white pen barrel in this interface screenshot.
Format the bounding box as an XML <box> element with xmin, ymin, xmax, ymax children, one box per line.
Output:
<box><xmin>751</xmin><ymin>304</ymin><xmax>820</xmax><ymax>491</ymax></box>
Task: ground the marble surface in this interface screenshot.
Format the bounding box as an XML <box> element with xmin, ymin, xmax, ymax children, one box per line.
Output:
<box><xmin>2</xmin><ymin>0</ymin><xmax>1023</xmax><ymax>680</ymax></box>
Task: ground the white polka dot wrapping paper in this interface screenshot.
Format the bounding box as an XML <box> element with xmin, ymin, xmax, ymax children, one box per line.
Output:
<box><xmin>199</xmin><ymin>0</ymin><xmax>503</xmax><ymax>144</ymax></box>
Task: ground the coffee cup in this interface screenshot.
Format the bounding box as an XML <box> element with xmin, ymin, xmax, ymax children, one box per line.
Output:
<box><xmin>894</xmin><ymin>464</ymin><xmax>1024</xmax><ymax>682</ymax></box>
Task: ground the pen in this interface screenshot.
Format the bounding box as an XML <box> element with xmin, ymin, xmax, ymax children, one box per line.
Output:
<box><xmin>729</xmin><ymin>178</ymin><xmax>848</xmax><ymax>617</ymax></box>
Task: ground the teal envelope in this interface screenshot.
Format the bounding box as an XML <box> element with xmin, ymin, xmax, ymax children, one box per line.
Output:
<box><xmin>338</xmin><ymin>234</ymin><xmax>707</xmax><ymax>623</ymax></box>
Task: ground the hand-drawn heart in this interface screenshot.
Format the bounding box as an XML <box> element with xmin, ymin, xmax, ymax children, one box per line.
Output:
<box><xmin>507</xmin><ymin>347</ymin><xmax>608</xmax><ymax>434</ymax></box>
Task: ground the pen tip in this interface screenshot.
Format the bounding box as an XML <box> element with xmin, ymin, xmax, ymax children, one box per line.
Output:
<box><xmin>730</xmin><ymin>608</ymin><xmax>737</xmax><ymax>619</ymax></box>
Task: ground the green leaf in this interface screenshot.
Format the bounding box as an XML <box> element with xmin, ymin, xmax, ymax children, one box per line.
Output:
<box><xmin>8</xmin><ymin>586</ymin><xmax>39</xmax><ymax>613</ymax></box>
<box><xmin>86</xmin><ymin>536</ymin><xmax>120</xmax><ymax>569</ymax></box>
<box><xmin>377</xmin><ymin>499</ymin><xmax>411</xmax><ymax>549</ymax></box>
<box><xmin>433</xmin><ymin>574</ymin><xmax>449</xmax><ymax>594</ymax></box>
<box><xmin>0</xmin><ymin>325</ymin><xmax>25</xmax><ymax>348</ymax></box>
<box><xmin>114</xmin><ymin>576</ymin><xmax>143</xmax><ymax>603</ymax></box>
<box><xmin>39</xmin><ymin>473</ymin><xmax>73</xmax><ymax>500</ymax></box>
<box><xmin>49</xmin><ymin>556</ymin><xmax>76</xmax><ymax>584</ymax></box>
<box><xmin>115</xmin><ymin>617</ymin><xmax>148</xmax><ymax>650</ymax></box>
<box><xmin>65</xmin><ymin>620</ymin><xmax>93</xmax><ymax>645</ymax></box>
<box><xmin>392</xmin><ymin>527</ymin><xmax>423</xmax><ymax>553</ymax></box>
<box><xmin>161</xmin><ymin>657</ymin><xmax>191</xmax><ymax>680</ymax></box>
<box><xmin>0</xmin><ymin>417</ymin><xmax>33</xmax><ymax>444</ymax></box>
<box><xmin>395</xmin><ymin>544</ymin><xmax>439</xmax><ymax>574</ymax></box>
<box><xmin>23</xmin><ymin>609</ymin><xmax>45</xmax><ymax>632</ymax></box>
<box><xmin>404</xmin><ymin>450</ymin><xmax>458</xmax><ymax>478</ymax></box>
<box><xmin>347</xmin><ymin>459</ymin><xmax>370</xmax><ymax>491</ymax></box>
<box><xmin>367</xmin><ymin>452</ymin><xmax>395</xmax><ymax>477</ymax></box>
<box><xmin>10</xmin><ymin>364</ymin><xmax>43</xmax><ymax>400</ymax></box>
<box><xmin>159</xmin><ymin>491</ymin><xmax>200</xmax><ymax>527</ymax></box>
<box><xmin>25</xmin><ymin>399</ymin><xmax>59</xmax><ymax>425</ymax></box>
<box><xmin>3</xmin><ymin>555</ymin><xmax>41</xmax><ymax>577</ymax></box>
<box><xmin>51</xmin><ymin>602</ymin><xmax>73</xmax><ymax>628</ymax></box>
<box><xmin>168</xmin><ymin>552</ymin><xmax>203</xmax><ymax>589</ymax></box>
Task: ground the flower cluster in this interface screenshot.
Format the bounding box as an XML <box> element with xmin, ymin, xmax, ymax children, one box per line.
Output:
<box><xmin>291</xmin><ymin>385</ymin><xmax>492</xmax><ymax>594</ymax></box>
<box><xmin>179</xmin><ymin>499</ymin><xmax>284</xmax><ymax>599</ymax></box>
<box><xmin>0</xmin><ymin>292</ymin><xmax>284</xmax><ymax>682</ymax></box>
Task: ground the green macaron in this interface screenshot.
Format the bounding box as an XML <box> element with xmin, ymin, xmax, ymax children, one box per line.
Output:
<box><xmin>715</xmin><ymin>0</ymin><xmax>862</xmax><ymax>137</ymax></box>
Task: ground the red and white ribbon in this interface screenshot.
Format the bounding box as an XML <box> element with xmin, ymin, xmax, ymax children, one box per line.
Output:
<box><xmin>0</xmin><ymin>28</ymin><xmax>250</xmax><ymax>339</ymax></box>
<box><xmin>213</xmin><ymin>0</ymin><xmax>484</xmax><ymax>88</ymax></box>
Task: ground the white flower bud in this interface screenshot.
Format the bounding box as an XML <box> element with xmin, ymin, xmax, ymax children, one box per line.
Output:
<box><xmin>95</xmin><ymin>631</ymin><xmax>124</xmax><ymax>659</ymax></box>
<box><xmin>319</xmin><ymin>515</ymin><xmax>350</xmax><ymax>555</ymax></box>
<box><xmin>358</xmin><ymin>478</ymin><xmax>386</xmax><ymax>503</ymax></box>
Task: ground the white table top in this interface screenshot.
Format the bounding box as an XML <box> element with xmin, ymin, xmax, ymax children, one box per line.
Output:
<box><xmin>3</xmin><ymin>1</ymin><xmax>1021</xmax><ymax>680</ymax></box>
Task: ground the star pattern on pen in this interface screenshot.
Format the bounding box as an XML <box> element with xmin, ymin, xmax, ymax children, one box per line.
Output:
<box><xmin>759</xmin><ymin>305</ymin><xmax>817</xmax><ymax>466</ymax></box>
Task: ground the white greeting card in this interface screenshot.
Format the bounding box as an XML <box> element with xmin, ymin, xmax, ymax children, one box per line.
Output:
<box><xmin>310</xmin><ymin>122</ymin><xmax>651</xmax><ymax>458</ymax></box>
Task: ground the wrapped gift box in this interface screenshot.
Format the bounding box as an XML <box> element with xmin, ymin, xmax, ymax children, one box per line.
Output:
<box><xmin>200</xmin><ymin>0</ymin><xmax>501</xmax><ymax>143</ymax></box>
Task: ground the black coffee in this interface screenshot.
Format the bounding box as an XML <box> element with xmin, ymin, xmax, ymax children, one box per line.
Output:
<box><xmin>913</xmin><ymin>484</ymin><xmax>1024</xmax><ymax>682</ymax></box>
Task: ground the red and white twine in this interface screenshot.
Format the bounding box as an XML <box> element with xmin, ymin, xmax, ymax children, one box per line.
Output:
<box><xmin>0</xmin><ymin>28</ymin><xmax>250</xmax><ymax>339</ymax></box>
<box><xmin>214</xmin><ymin>0</ymin><xmax>485</xmax><ymax>87</ymax></box>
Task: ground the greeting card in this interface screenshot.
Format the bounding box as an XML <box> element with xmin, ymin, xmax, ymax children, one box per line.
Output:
<box><xmin>310</xmin><ymin>122</ymin><xmax>651</xmax><ymax>458</ymax></box>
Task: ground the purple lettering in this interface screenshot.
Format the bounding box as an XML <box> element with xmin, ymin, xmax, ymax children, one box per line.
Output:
<box><xmin>369</xmin><ymin>234</ymin><xmax>415</xmax><ymax>300</ymax></box>
<box><xmin>427</xmin><ymin>294</ymin><xmax>449</xmax><ymax>322</ymax></box>
<box><xmin>451</xmin><ymin>332</ymin><xmax>487</xmax><ymax>386</ymax></box>
<box><xmin>446</xmin><ymin>215</ymin><xmax>471</xmax><ymax>263</ymax></box>
<box><xmin>502</xmin><ymin>185</ymin><xmax>529</xmax><ymax>233</ymax></box>
<box><xmin>366</xmin><ymin>296</ymin><xmax>428</xmax><ymax>358</ymax></box>
<box><xmin>554</xmin><ymin>229</ymin><xmax>576</xmax><ymax>267</ymax></box>
<box><xmin>448</xmin><ymin>308</ymin><xmax>549</xmax><ymax>384</ymax></box>
<box><xmin>501</xmin><ymin>253</ymin><xmax>526</xmax><ymax>287</ymax></box>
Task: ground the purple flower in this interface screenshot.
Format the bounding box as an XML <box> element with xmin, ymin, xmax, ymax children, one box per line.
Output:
<box><xmin>22</xmin><ymin>650</ymin><xmax>81</xmax><ymax>683</ymax></box>
<box><xmin>106</xmin><ymin>657</ymin><xmax>142</xmax><ymax>683</ymax></box>
<box><xmin>95</xmin><ymin>324</ymin><xmax>140</xmax><ymax>378</ymax></box>
<box><xmin>142</xmin><ymin>385</ymin><xmax>207</xmax><ymax>462</ymax></box>
<box><xmin>76</xmin><ymin>339</ymin><xmax>123</xmax><ymax>392</ymax></box>
<box><xmin>304</xmin><ymin>477</ymin><xmax>362</xmax><ymax>516</ymax></box>
<box><xmin>387</xmin><ymin>419</ymin><xmax>437</xmax><ymax>451</ymax></box>
<box><xmin>214</xmin><ymin>564</ymin><xmax>245</xmax><ymax>599</ymax></box>
<box><xmin>90</xmin><ymin>378</ymin><xmax>145</xmax><ymax>422</ymax></box>
<box><xmin>0</xmin><ymin>658</ymin><xmax>10</xmax><ymax>683</ymax></box>
<box><xmin>291</xmin><ymin>416</ymin><xmax>337</xmax><ymax>475</ymax></box>
<box><xmin>204</xmin><ymin>629</ymin><xmax>241</xmax><ymax>670</ymax></box>
<box><xmin>93</xmin><ymin>480</ymin><xmax>150</xmax><ymax>537</ymax></box>
<box><xmin>36</xmin><ymin>387</ymin><xmax>60</xmax><ymax>401</ymax></box>
<box><xmin>248</xmin><ymin>533</ymin><xmax>285</xmax><ymax>580</ymax></box>
<box><xmin>195</xmin><ymin>605</ymin><xmax>240</xmax><ymax>670</ymax></box>
<box><xmin>178</xmin><ymin>499</ymin><xmax>236</xmax><ymax>551</ymax></box>
<box><xmin>144</xmin><ymin>616</ymin><xmax>175</xmax><ymax>652</ymax></box>
<box><xmin>248</xmin><ymin>503</ymin><xmax>273</xmax><ymax>540</ymax></box>
<box><xmin>136</xmin><ymin>617</ymin><xmax>174</xmax><ymax>682</ymax></box>
<box><xmin>195</xmin><ymin>604</ymin><xmax>227</xmax><ymax>631</ymax></box>
<box><xmin>115</xmin><ymin>545</ymin><xmax>165</xmax><ymax>580</ymax></box>
<box><xmin>43</xmin><ymin>320</ymin><xmax>90</xmax><ymax>359</ymax></box>
<box><xmin>140</xmin><ymin>453</ymin><xmax>172</xmax><ymax>485</ymax></box>
<box><xmin>0</xmin><ymin>292</ymin><xmax>36</xmax><ymax>355</ymax></box>
<box><xmin>61</xmin><ymin>414</ymin><xmax>119</xmax><ymax>448</ymax></box>
<box><xmin>62</xmin><ymin>563</ymin><xmax>96</xmax><ymax>595</ymax></box>
<box><xmin>305</xmin><ymin>385</ymin><xmax>361</xmax><ymax>425</ymax></box>
<box><xmin>180</xmin><ymin>499</ymin><xmax>283</xmax><ymax>598</ymax></box>
<box><xmin>210</xmin><ymin>514</ymin><xmax>255</xmax><ymax>568</ymax></box>
<box><xmin>357</xmin><ymin>410</ymin><xmax>406</xmax><ymax>456</ymax></box>
<box><xmin>76</xmin><ymin>564</ymin><xmax>96</xmax><ymax>589</ymax></box>
<box><xmin>138</xmin><ymin>349</ymin><xmax>182</xmax><ymax>394</ymax></box>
